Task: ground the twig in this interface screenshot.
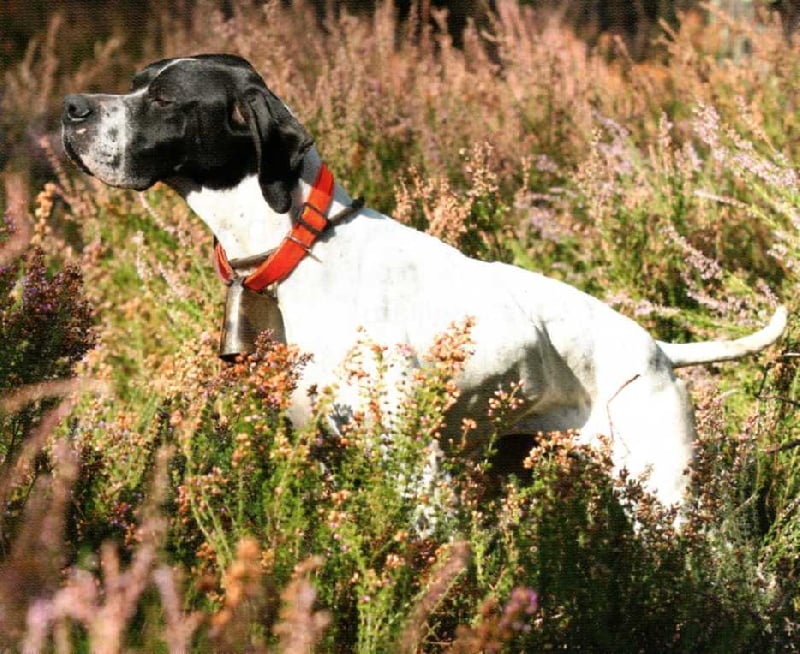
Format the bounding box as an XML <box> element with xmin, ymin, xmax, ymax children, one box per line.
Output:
<box><xmin>766</xmin><ymin>439</ymin><xmax>800</xmax><ymax>454</ymax></box>
<box><xmin>1</xmin><ymin>173</ymin><xmax>34</xmax><ymax>267</ymax></box>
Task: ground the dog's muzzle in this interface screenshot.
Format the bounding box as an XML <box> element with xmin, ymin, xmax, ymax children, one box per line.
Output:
<box><xmin>219</xmin><ymin>279</ymin><xmax>286</xmax><ymax>361</ymax></box>
<box><xmin>61</xmin><ymin>92</ymin><xmax>145</xmax><ymax>188</ymax></box>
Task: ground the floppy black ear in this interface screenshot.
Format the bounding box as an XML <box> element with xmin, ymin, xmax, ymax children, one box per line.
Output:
<box><xmin>240</xmin><ymin>87</ymin><xmax>314</xmax><ymax>213</ymax></box>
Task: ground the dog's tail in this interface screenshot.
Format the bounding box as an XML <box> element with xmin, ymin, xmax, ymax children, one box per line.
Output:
<box><xmin>657</xmin><ymin>306</ymin><xmax>788</xmax><ymax>369</ymax></box>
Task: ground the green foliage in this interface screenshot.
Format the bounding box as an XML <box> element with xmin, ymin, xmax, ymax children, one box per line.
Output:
<box><xmin>1</xmin><ymin>1</ymin><xmax>800</xmax><ymax>651</ymax></box>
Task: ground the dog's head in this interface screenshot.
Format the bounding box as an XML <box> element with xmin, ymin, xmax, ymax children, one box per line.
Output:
<box><xmin>62</xmin><ymin>54</ymin><xmax>313</xmax><ymax>213</ymax></box>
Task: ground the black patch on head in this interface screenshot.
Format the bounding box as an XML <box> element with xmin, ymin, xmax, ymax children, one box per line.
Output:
<box><xmin>153</xmin><ymin>55</ymin><xmax>314</xmax><ymax>211</ymax></box>
<box><xmin>64</xmin><ymin>54</ymin><xmax>314</xmax><ymax>207</ymax></box>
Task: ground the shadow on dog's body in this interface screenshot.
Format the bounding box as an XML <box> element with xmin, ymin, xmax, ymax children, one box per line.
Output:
<box><xmin>62</xmin><ymin>54</ymin><xmax>787</xmax><ymax>508</ymax></box>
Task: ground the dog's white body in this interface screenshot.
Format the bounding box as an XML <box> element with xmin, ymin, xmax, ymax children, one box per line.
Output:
<box><xmin>181</xmin><ymin>150</ymin><xmax>786</xmax><ymax>507</ymax></box>
<box><xmin>62</xmin><ymin>55</ymin><xmax>786</xmax><ymax>509</ymax></box>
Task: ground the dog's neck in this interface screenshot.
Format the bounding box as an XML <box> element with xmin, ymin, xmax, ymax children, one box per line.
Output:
<box><xmin>168</xmin><ymin>148</ymin><xmax>352</xmax><ymax>262</ymax></box>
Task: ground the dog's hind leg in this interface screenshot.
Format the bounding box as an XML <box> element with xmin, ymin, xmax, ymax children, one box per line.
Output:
<box><xmin>583</xmin><ymin>373</ymin><xmax>694</xmax><ymax>509</ymax></box>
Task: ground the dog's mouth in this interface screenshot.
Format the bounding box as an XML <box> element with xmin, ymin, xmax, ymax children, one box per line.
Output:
<box><xmin>61</xmin><ymin>126</ymin><xmax>154</xmax><ymax>191</ymax></box>
<box><xmin>62</xmin><ymin>132</ymin><xmax>96</xmax><ymax>179</ymax></box>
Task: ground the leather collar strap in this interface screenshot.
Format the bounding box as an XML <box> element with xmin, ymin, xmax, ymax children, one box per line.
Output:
<box><xmin>214</xmin><ymin>164</ymin><xmax>335</xmax><ymax>291</ymax></box>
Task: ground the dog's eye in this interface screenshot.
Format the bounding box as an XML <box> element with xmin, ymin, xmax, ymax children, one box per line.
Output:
<box><xmin>150</xmin><ymin>94</ymin><xmax>175</xmax><ymax>108</ymax></box>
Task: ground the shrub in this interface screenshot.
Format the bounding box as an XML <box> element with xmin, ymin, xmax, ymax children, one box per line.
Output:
<box><xmin>1</xmin><ymin>1</ymin><xmax>799</xmax><ymax>651</ymax></box>
<box><xmin>0</xmin><ymin>177</ymin><xmax>95</xmax><ymax>549</ymax></box>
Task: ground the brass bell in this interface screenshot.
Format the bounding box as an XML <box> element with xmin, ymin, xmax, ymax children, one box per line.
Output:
<box><xmin>219</xmin><ymin>278</ymin><xmax>286</xmax><ymax>361</ymax></box>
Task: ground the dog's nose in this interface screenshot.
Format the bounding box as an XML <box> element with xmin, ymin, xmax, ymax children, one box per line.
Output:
<box><xmin>63</xmin><ymin>94</ymin><xmax>93</xmax><ymax>123</ymax></box>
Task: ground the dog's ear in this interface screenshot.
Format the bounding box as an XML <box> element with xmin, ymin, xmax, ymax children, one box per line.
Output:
<box><xmin>239</xmin><ymin>87</ymin><xmax>314</xmax><ymax>213</ymax></box>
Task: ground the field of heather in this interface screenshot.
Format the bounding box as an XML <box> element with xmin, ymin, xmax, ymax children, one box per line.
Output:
<box><xmin>1</xmin><ymin>2</ymin><xmax>799</xmax><ymax>651</ymax></box>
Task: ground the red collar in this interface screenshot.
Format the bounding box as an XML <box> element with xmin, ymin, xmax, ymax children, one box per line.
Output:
<box><xmin>214</xmin><ymin>164</ymin><xmax>336</xmax><ymax>291</ymax></box>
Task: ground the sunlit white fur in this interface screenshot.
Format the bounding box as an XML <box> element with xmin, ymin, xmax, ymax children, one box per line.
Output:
<box><xmin>172</xmin><ymin>147</ymin><xmax>786</xmax><ymax>509</ymax></box>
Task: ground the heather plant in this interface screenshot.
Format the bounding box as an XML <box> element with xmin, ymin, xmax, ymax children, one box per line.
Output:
<box><xmin>59</xmin><ymin>292</ymin><xmax>541</xmax><ymax>651</ymax></box>
<box><xmin>685</xmin><ymin>106</ymin><xmax>800</xmax><ymax>600</ymax></box>
<box><xmin>394</xmin><ymin>142</ymin><xmax>512</xmax><ymax>261</ymax></box>
<box><xmin>1</xmin><ymin>0</ymin><xmax>800</xmax><ymax>651</ymax></box>
<box><xmin>169</xmin><ymin>322</ymin><xmax>482</xmax><ymax>651</ymax></box>
<box><xmin>0</xmin><ymin>177</ymin><xmax>96</xmax><ymax>562</ymax></box>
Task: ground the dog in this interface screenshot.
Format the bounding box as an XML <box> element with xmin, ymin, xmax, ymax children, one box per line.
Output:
<box><xmin>62</xmin><ymin>54</ymin><xmax>787</xmax><ymax>508</ymax></box>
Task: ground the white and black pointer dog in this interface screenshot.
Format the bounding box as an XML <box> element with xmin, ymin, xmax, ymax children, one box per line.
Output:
<box><xmin>62</xmin><ymin>54</ymin><xmax>787</xmax><ymax>507</ymax></box>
